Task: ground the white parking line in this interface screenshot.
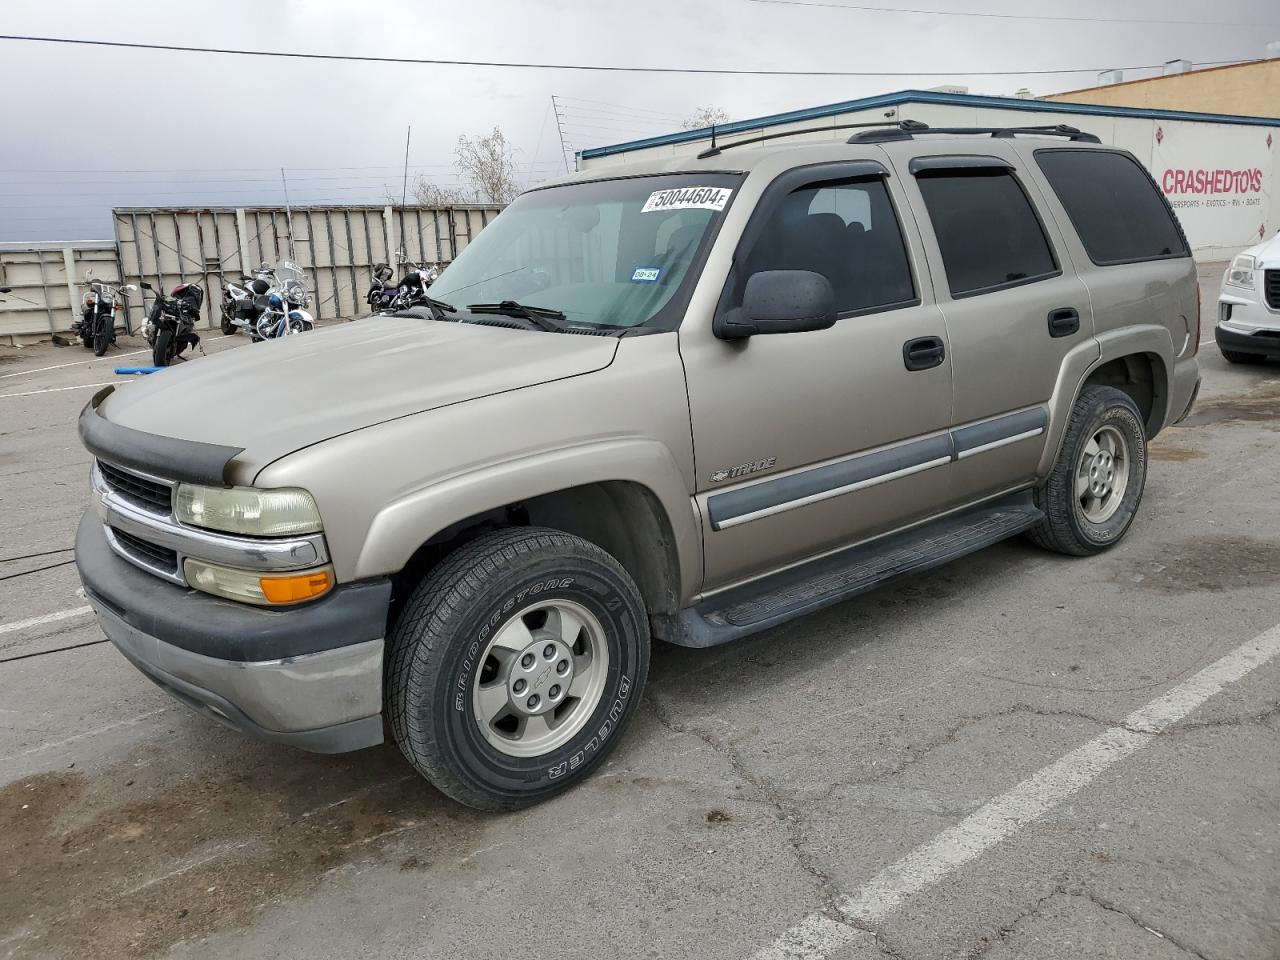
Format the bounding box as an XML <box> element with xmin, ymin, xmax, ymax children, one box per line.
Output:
<box><xmin>0</xmin><ymin>606</ymin><xmax>93</xmax><ymax>637</ymax></box>
<box><xmin>0</xmin><ymin>334</ymin><xmax>234</xmax><ymax>383</ymax></box>
<box><xmin>750</xmin><ymin>621</ymin><xmax>1280</xmax><ymax>960</ymax></box>
<box><xmin>0</xmin><ymin>349</ymin><xmax>150</xmax><ymax>380</ymax></box>
<box><xmin>0</xmin><ymin>379</ymin><xmax>131</xmax><ymax>400</ymax></box>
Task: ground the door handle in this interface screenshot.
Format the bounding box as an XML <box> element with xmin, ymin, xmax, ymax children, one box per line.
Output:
<box><xmin>903</xmin><ymin>335</ymin><xmax>946</xmax><ymax>371</ymax></box>
<box><xmin>1047</xmin><ymin>307</ymin><xmax>1080</xmax><ymax>338</ymax></box>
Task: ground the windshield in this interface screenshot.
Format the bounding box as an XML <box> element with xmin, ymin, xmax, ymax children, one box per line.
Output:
<box><xmin>429</xmin><ymin>173</ymin><xmax>741</xmax><ymax>330</ymax></box>
<box><xmin>274</xmin><ymin>260</ymin><xmax>305</xmax><ymax>287</ymax></box>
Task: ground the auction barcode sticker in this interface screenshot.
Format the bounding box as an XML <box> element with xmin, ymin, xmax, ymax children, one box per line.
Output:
<box><xmin>641</xmin><ymin>186</ymin><xmax>733</xmax><ymax>213</ymax></box>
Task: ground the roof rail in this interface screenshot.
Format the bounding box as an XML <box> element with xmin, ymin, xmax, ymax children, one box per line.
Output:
<box><xmin>849</xmin><ymin>122</ymin><xmax>1101</xmax><ymax>144</ymax></box>
<box><xmin>696</xmin><ymin>119</ymin><xmax>927</xmax><ymax>159</ymax></box>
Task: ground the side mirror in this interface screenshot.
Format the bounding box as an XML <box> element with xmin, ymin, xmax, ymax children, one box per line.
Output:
<box><xmin>140</xmin><ymin>282</ymin><xmax>154</xmax><ymax>291</ymax></box>
<box><xmin>125</xmin><ymin>284</ymin><xmax>139</xmax><ymax>293</ymax></box>
<box><xmin>714</xmin><ymin>270</ymin><xmax>838</xmax><ymax>340</ymax></box>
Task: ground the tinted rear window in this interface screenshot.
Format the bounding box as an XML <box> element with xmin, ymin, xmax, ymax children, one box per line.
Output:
<box><xmin>1035</xmin><ymin>150</ymin><xmax>1189</xmax><ymax>265</ymax></box>
<box><xmin>915</xmin><ymin>169</ymin><xmax>1058</xmax><ymax>297</ymax></box>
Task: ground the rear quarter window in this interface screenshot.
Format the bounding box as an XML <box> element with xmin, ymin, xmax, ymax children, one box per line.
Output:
<box><xmin>1035</xmin><ymin>149</ymin><xmax>1190</xmax><ymax>265</ymax></box>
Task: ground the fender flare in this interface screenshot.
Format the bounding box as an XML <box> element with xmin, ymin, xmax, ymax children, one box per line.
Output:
<box><xmin>1038</xmin><ymin>325</ymin><xmax>1175</xmax><ymax>476</ymax></box>
<box><xmin>353</xmin><ymin>437</ymin><xmax>703</xmax><ymax>600</ymax></box>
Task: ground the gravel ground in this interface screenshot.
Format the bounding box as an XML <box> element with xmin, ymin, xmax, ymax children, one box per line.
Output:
<box><xmin>1</xmin><ymin>265</ymin><xmax>1277</xmax><ymax>960</ymax></box>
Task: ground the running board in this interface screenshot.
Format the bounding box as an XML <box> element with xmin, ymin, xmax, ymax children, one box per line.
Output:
<box><xmin>676</xmin><ymin>492</ymin><xmax>1043</xmax><ymax>648</ymax></box>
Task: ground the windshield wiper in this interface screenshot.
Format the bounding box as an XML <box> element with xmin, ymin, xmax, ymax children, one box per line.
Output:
<box><xmin>392</xmin><ymin>296</ymin><xmax>457</xmax><ymax>323</ymax></box>
<box><xmin>422</xmin><ymin>296</ymin><xmax>457</xmax><ymax>322</ymax></box>
<box><xmin>467</xmin><ymin>300</ymin><xmax>568</xmax><ymax>332</ymax></box>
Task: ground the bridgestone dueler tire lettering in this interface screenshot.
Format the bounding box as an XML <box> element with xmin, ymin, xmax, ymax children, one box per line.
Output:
<box><xmin>385</xmin><ymin>526</ymin><xmax>650</xmax><ymax>811</ymax></box>
<box><xmin>1027</xmin><ymin>384</ymin><xmax>1148</xmax><ymax>557</ymax></box>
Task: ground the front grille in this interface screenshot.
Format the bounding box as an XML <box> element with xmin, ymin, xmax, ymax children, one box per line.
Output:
<box><xmin>1265</xmin><ymin>270</ymin><xmax>1280</xmax><ymax>310</ymax></box>
<box><xmin>98</xmin><ymin>460</ymin><xmax>172</xmax><ymax>514</ymax></box>
<box><xmin>110</xmin><ymin>527</ymin><xmax>179</xmax><ymax>575</ymax></box>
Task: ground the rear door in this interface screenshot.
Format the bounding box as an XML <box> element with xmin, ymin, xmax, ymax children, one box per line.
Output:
<box><xmin>680</xmin><ymin>160</ymin><xmax>954</xmax><ymax>591</ymax></box>
<box><xmin>883</xmin><ymin>141</ymin><xmax>1094</xmax><ymax>505</ymax></box>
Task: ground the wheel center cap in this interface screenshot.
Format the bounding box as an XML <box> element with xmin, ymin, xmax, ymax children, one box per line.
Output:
<box><xmin>1089</xmin><ymin>451</ymin><xmax>1114</xmax><ymax>496</ymax></box>
<box><xmin>508</xmin><ymin>638</ymin><xmax>573</xmax><ymax>716</ymax></box>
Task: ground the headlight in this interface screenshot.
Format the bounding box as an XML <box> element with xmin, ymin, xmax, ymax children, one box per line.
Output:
<box><xmin>1225</xmin><ymin>254</ymin><xmax>1256</xmax><ymax>290</ymax></box>
<box><xmin>184</xmin><ymin>558</ymin><xmax>333</xmax><ymax>606</ymax></box>
<box><xmin>175</xmin><ymin>484</ymin><xmax>323</xmax><ymax>537</ymax></box>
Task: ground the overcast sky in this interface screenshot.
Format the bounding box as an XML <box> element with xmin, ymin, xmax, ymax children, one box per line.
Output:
<box><xmin>3</xmin><ymin>0</ymin><xmax>1279</xmax><ymax>242</ymax></box>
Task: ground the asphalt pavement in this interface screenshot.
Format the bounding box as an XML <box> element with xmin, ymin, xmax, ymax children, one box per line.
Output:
<box><xmin>1</xmin><ymin>266</ymin><xmax>1277</xmax><ymax>960</ymax></box>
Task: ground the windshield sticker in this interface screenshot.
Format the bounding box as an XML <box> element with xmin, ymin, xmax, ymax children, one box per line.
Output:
<box><xmin>641</xmin><ymin>186</ymin><xmax>733</xmax><ymax>214</ymax></box>
<box><xmin>631</xmin><ymin>267</ymin><xmax>662</xmax><ymax>283</ymax></box>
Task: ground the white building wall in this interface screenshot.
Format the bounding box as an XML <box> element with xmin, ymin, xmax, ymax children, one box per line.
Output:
<box><xmin>580</xmin><ymin>100</ymin><xmax>1278</xmax><ymax>261</ymax></box>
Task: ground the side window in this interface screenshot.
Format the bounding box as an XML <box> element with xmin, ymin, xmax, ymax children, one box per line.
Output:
<box><xmin>740</xmin><ymin>178</ymin><xmax>915</xmax><ymax>315</ymax></box>
<box><xmin>915</xmin><ymin>170</ymin><xmax>1058</xmax><ymax>297</ymax></box>
<box><xmin>1035</xmin><ymin>149</ymin><xmax>1189</xmax><ymax>265</ymax></box>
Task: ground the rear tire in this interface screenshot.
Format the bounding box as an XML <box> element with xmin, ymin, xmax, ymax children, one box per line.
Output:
<box><xmin>1027</xmin><ymin>385</ymin><xmax>1147</xmax><ymax>557</ymax></box>
<box><xmin>385</xmin><ymin>526</ymin><xmax>649</xmax><ymax>811</ymax></box>
<box><xmin>152</xmin><ymin>328</ymin><xmax>173</xmax><ymax>367</ymax></box>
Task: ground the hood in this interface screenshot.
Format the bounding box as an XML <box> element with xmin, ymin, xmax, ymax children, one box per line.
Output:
<box><xmin>1239</xmin><ymin>230</ymin><xmax>1280</xmax><ymax>266</ymax></box>
<box><xmin>98</xmin><ymin>317</ymin><xmax>618</xmax><ymax>473</ymax></box>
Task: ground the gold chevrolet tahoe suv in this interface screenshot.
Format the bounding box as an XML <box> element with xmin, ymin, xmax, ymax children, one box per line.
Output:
<box><xmin>75</xmin><ymin>122</ymin><xmax>1201</xmax><ymax>809</ymax></box>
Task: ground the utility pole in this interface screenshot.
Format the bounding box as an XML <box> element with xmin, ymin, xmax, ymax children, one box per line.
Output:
<box><xmin>280</xmin><ymin>167</ymin><xmax>296</xmax><ymax>260</ymax></box>
<box><xmin>398</xmin><ymin>125</ymin><xmax>412</xmax><ymax>264</ymax></box>
<box><xmin>551</xmin><ymin>95</ymin><xmax>571</xmax><ymax>173</ymax></box>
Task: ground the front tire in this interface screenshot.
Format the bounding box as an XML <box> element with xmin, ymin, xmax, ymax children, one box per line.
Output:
<box><xmin>152</xmin><ymin>328</ymin><xmax>173</xmax><ymax>367</ymax></box>
<box><xmin>385</xmin><ymin>527</ymin><xmax>650</xmax><ymax>811</ymax></box>
<box><xmin>1027</xmin><ymin>384</ymin><xmax>1147</xmax><ymax>556</ymax></box>
<box><xmin>92</xmin><ymin>322</ymin><xmax>110</xmax><ymax>357</ymax></box>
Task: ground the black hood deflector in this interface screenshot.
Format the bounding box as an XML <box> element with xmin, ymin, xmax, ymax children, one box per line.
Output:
<box><xmin>79</xmin><ymin>386</ymin><xmax>245</xmax><ymax>486</ymax></box>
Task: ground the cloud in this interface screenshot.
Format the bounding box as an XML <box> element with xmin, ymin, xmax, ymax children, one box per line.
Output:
<box><xmin>2</xmin><ymin>0</ymin><xmax>1277</xmax><ymax>240</ymax></box>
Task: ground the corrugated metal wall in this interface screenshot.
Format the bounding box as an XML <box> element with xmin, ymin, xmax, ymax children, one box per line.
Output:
<box><xmin>113</xmin><ymin>204</ymin><xmax>500</xmax><ymax>331</ymax></box>
<box><xmin>0</xmin><ymin>204</ymin><xmax>501</xmax><ymax>342</ymax></box>
<box><xmin>0</xmin><ymin>242</ymin><xmax>123</xmax><ymax>343</ymax></box>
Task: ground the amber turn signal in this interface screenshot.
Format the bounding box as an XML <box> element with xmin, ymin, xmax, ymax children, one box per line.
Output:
<box><xmin>259</xmin><ymin>569</ymin><xmax>333</xmax><ymax>604</ymax></box>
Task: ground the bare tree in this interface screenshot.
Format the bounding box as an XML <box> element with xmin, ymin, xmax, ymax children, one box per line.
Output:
<box><xmin>388</xmin><ymin>127</ymin><xmax>522</xmax><ymax>208</ymax></box>
<box><xmin>412</xmin><ymin>181</ymin><xmax>469</xmax><ymax>206</ymax></box>
<box><xmin>681</xmin><ymin>106</ymin><xmax>731</xmax><ymax>130</ymax></box>
<box><xmin>455</xmin><ymin>127</ymin><xmax>521</xmax><ymax>204</ymax></box>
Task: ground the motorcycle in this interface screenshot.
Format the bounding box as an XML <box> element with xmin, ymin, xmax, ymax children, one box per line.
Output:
<box><xmin>220</xmin><ymin>262</ymin><xmax>273</xmax><ymax>335</ymax></box>
<box><xmin>365</xmin><ymin>260</ymin><xmax>441</xmax><ymax>315</ymax></box>
<box><xmin>74</xmin><ymin>274</ymin><xmax>138</xmax><ymax>356</ymax></box>
<box><xmin>365</xmin><ymin>262</ymin><xmax>398</xmax><ymax>312</ymax></box>
<box><xmin>142</xmin><ymin>280</ymin><xmax>205</xmax><ymax>367</ymax></box>
<box><xmin>246</xmin><ymin>261</ymin><xmax>314</xmax><ymax>340</ymax></box>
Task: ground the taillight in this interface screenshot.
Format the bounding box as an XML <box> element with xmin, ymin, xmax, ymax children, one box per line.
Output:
<box><xmin>1192</xmin><ymin>283</ymin><xmax>1201</xmax><ymax>355</ymax></box>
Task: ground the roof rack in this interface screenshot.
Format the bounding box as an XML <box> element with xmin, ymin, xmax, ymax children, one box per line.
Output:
<box><xmin>696</xmin><ymin>119</ymin><xmax>928</xmax><ymax>159</ymax></box>
<box><xmin>691</xmin><ymin>119</ymin><xmax>1100</xmax><ymax>159</ymax></box>
<box><xmin>849</xmin><ymin>122</ymin><xmax>1101</xmax><ymax>144</ymax></box>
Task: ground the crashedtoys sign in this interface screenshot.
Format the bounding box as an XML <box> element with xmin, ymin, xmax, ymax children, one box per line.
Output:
<box><xmin>1155</xmin><ymin>123</ymin><xmax>1275</xmax><ymax>249</ymax></box>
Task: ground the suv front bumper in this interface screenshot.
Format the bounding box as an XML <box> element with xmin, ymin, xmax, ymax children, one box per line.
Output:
<box><xmin>75</xmin><ymin>513</ymin><xmax>391</xmax><ymax>753</ymax></box>
<box><xmin>1217</xmin><ymin>292</ymin><xmax>1280</xmax><ymax>359</ymax></box>
<box><xmin>1215</xmin><ymin>323</ymin><xmax>1280</xmax><ymax>360</ymax></box>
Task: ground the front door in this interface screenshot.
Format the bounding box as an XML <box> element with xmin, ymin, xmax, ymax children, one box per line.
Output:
<box><xmin>680</xmin><ymin>161</ymin><xmax>955</xmax><ymax>591</ymax></box>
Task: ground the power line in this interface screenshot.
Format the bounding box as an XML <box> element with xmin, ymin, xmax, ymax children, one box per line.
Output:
<box><xmin>745</xmin><ymin>0</ymin><xmax>1274</xmax><ymax>26</ymax></box>
<box><xmin>0</xmin><ymin>34</ymin><xmax>1256</xmax><ymax>78</ymax></box>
